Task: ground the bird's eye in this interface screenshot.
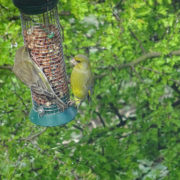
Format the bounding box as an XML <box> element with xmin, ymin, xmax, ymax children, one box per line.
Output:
<box><xmin>76</xmin><ymin>60</ymin><xmax>81</xmax><ymax>63</ymax></box>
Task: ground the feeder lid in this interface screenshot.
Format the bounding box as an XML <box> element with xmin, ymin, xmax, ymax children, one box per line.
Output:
<box><xmin>13</xmin><ymin>0</ymin><xmax>58</xmax><ymax>15</ymax></box>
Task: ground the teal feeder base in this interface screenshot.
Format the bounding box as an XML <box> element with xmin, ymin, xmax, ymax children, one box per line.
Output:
<box><xmin>30</xmin><ymin>106</ymin><xmax>77</xmax><ymax>127</ymax></box>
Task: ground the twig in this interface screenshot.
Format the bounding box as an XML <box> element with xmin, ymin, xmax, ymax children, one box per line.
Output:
<box><xmin>129</xmin><ymin>28</ymin><xmax>146</xmax><ymax>53</ymax></box>
<box><xmin>20</xmin><ymin>128</ymin><xmax>47</xmax><ymax>141</ymax></box>
<box><xmin>95</xmin><ymin>111</ymin><xmax>106</xmax><ymax>127</ymax></box>
<box><xmin>141</xmin><ymin>66</ymin><xmax>180</xmax><ymax>85</ymax></box>
<box><xmin>0</xmin><ymin>65</ymin><xmax>12</xmax><ymax>71</ymax></box>
<box><xmin>119</xmin><ymin>52</ymin><xmax>162</xmax><ymax>69</ymax></box>
<box><xmin>10</xmin><ymin>142</ymin><xmax>29</xmax><ymax>179</ymax></box>
<box><xmin>172</xmin><ymin>100</ymin><xmax>180</xmax><ymax>107</ymax></box>
<box><xmin>97</xmin><ymin>95</ymin><xmax>124</xmax><ymax>126</ymax></box>
<box><xmin>73</xmin><ymin>124</ymin><xmax>84</xmax><ymax>132</ymax></box>
<box><xmin>131</xmin><ymin>65</ymin><xmax>144</xmax><ymax>83</ymax></box>
<box><xmin>112</xmin><ymin>2</ymin><xmax>124</xmax><ymax>33</ymax></box>
<box><xmin>171</xmin><ymin>83</ymin><xmax>180</xmax><ymax>95</ymax></box>
<box><xmin>140</xmin><ymin>66</ymin><xmax>161</xmax><ymax>74</ymax></box>
<box><xmin>8</xmin><ymin>16</ymin><xmax>19</xmax><ymax>21</ymax></box>
<box><xmin>119</xmin><ymin>50</ymin><xmax>180</xmax><ymax>69</ymax></box>
<box><xmin>87</xmin><ymin>125</ymin><xmax>130</xmax><ymax>144</ymax></box>
<box><xmin>0</xmin><ymin>4</ymin><xmax>8</xmax><ymax>10</ymax></box>
<box><xmin>59</xmin><ymin>11</ymin><xmax>71</xmax><ymax>16</ymax></box>
<box><xmin>171</xmin><ymin>50</ymin><xmax>180</xmax><ymax>56</ymax></box>
<box><xmin>109</xmin><ymin>102</ymin><xmax>125</xmax><ymax>126</ymax></box>
<box><xmin>11</xmin><ymin>81</ymin><xmax>29</xmax><ymax>114</ymax></box>
<box><xmin>10</xmin><ymin>153</ymin><xmax>24</xmax><ymax>178</ymax></box>
<box><xmin>94</xmin><ymin>73</ymin><xmax>107</xmax><ymax>80</ymax></box>
<box><xmin>109</xmin><ymin>102</ymin><xmax>123</xmax><ymax>121</ymax></box>
<box><xmin>112</xmin><ymin>11</ymin><xmax>121</xmax><ymax>21</ymax></box>
<box><xmin>136</xmin><ymin>169</ymin><xmax>152</xmax><ymax>180</ymax></box>
<box><xmin>100</xmin><ymin>50</ymin><xmax>180</xmax><ymax>71</ymax></box>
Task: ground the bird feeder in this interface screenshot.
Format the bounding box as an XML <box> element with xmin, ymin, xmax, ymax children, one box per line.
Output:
<box><xmin>13</xmin><ymin>0</ymin><xmax>77</xmax><ymax>126</ymax></box>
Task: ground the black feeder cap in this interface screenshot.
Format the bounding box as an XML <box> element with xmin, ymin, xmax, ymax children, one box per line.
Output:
<box><xmin>13</xmin><ymin>0</ymin><xmax>58</xmax><ymax>15</ymax></box>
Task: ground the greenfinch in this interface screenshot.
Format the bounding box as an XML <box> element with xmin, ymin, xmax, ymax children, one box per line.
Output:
<box><xmin>70</xmin><ymin>54</ymin><xmax>93</xmax><ymax>107</ymax></box>
<box><xmin>13</xmin><ymin>46</ymin><xmax>67</xmax><ymax>109</ymax></box>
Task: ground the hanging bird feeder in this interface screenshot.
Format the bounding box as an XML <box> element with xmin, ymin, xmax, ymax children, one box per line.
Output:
<box><xmin>13</xmin><ymin>0</ymin><xmax>77</xmax><ymax>126</ymax></box>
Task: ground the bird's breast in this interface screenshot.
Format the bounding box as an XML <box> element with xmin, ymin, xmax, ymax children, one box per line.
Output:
<box><xmin>70</xmin><ymin>67</ymin><xmax>91</xmax><ymax>99</ymax></box>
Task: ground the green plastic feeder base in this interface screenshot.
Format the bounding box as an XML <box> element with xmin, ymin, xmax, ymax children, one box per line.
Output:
<box><xmin>29</xmin><ymin>106</ymin><xmax>77</xmax><ymax>127</ymax></box>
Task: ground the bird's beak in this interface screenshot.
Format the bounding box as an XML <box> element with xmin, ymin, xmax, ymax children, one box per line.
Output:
<box><xmin>70</xmin><ymin>58</ymin><xmax>77</xmax><ymax>66</ymax></box>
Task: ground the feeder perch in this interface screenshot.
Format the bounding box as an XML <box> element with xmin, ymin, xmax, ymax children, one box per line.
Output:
<box><xmin>13</xmin><ymin>0</ymin><xmax>77</xmax><ymax>126</ymax></box>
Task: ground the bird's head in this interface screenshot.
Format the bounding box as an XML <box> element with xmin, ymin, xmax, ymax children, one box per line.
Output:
<box><xmin>71</xmin><ymin>54</ymin><xmax>90</xmax><ymax>67</ymax></box>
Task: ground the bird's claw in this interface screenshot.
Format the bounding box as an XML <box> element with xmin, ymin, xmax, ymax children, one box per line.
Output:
<box><xmin>67</xmin><ymin>100</ymin><xmax>76</xmax><ymax>107</ymax></box>
<box><xmin>57</xmin><ymin>104</ymin><xmax>65</xmax><ymax>112</ymax></box>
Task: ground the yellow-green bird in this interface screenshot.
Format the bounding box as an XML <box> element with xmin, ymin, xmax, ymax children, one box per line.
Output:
<box><xmin>13</xmin><ymin>46</ymin><xmax>67</xmax><ymax>109</ymax></box>
<box><xmin>70</xmin><ymin>54</ymin><xmax>93</xmax><ymax>107</ymax></box>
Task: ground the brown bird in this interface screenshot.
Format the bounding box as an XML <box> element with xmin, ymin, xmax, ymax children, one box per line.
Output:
<box><xmin>13</xmin><ymin>46</ymin><xmax>67</xmax><ymax>109</ymax></box>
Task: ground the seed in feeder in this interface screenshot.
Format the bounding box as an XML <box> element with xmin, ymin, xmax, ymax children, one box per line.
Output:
<box><xmin>49</xmin><ymin>49</ymin><xmax>53</xmax><ymax>53</ymax></box>
<box><xmin>32</xmin><ymin>35</ymin><xmax>37</xmax><ymax>40</ymax></box>
<box><xmin>28</xmin><ymin>43</ymin><xmax>34</xmax><ymax>49</ymax></box>
<box><xmin>59</xmin><ymin>91</ymin><xmax>64</xmax><ymax>98</ymax></box>
<box><xmin>55</xmin><ymin>46</ymin><xmax>60</xmax><ymax>50</ymax></box>
<box><xmin>40</xmin><ymin>41</ymin><xmax>44</xmax><ymax>46</ymax></box>
<box><xmin>27</xmin><ymin>28</ymin><xmax>33</xmax><ymax>35</ymax></box>
<box><xmin>46</xmin><ymin>102</ymin><xmax>51</xmax><ymax>106</ymax></box>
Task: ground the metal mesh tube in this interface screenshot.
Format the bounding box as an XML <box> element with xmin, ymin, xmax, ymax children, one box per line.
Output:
<box><xmin>20</xmin><ymin>7</ymin><xmax>69</xmax><ymax>113</ymax></box>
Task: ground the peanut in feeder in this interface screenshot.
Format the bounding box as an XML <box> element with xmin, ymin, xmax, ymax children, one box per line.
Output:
<box><xmin>12</xmin><ymin>0</ymin><xmax>77</xmax><ymax>126</ymax></box>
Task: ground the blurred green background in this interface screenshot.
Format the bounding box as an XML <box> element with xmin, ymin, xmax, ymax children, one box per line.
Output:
<box><xmin>0</xmin><ymin>0</ymin><xmax>180</xmax><ymax>179</ymax></box>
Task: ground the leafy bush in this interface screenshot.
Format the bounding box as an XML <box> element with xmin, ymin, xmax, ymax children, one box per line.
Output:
<box><xmin>0</xmin><ymin>0</ymin><xmax>180</xmax><ymax>179</ymax></box>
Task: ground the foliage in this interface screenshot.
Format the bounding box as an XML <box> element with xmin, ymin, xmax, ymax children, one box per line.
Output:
<box><xmin>0</xmin><ymin>0</ymin><xmax>180</xmax><ymax>179</ymax></box>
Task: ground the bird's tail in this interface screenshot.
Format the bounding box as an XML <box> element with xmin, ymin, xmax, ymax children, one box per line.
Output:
<box><xmin>87</xmin><ymin>90</ymin><xmax>91</xmax><ymax>103</ymax></box>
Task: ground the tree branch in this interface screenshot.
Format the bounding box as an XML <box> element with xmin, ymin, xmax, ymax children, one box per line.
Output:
<box><xmin>73</xmin><ymin>124</ymin><xmax>84</xmax><ymax>132</ymax></box>
<box><xmin>109</xmin><ymin>102</ymin><xmax>125</xmax><ymax>126</ymax></box>
<box><xmin>100</xmin><ymin>50</ymin><xmax>180</xmax><ymax>71</ymax></box>
<box><xmin>0</xmin><ymin>65</ymin><xmax>12</xmax><ymax>71</ymax></box>
<box><xmin>87</xmin><ymin>125</ymin><xmax>130</xmax><ymax>144</ymax></box>
<box><xmin>140</xmin><ymin>66</ymin><xmax>180</xmax><ymax>85</ymax></box>
<box><xmin>20</xmin><ymin>128</ymin><xmax>47</xmax><ymax>141</ymax></box>
<box><xmin>119</xmin><ymin>50</ymin><xmax>180</xmax><ymax>69</ymax></box>
<box><xmin>171</xmin><ymin>83</ymin><xmax>180</xmax><ymax>96</ymax></box>
<box><xmin>172</xmin><ymin>100</ymin><xmax>180</xmax><ymax>107</ymax></box>
<box><xmin>59</xmin><ymin>11</ymin><xmax>71</xmax><ymax>16</ymax></box>
<box><xmin>119</xmin><ymin>52</ymin><xmax>162</xmax><ymax>69</ymax></box>
<box><xmin>0</xmin><ymin>4</ymin><xmax>8</xmax><ymax>10</ymax></box>
<box><xmin>8</xmin><ymin>16</ymin><xmax>19</xmax><ymax>21</ymax></box>
<box><xmin>129</xmin><ymin>28</ymin><xmax>146</xmax><ymax>53</ymax></box>
<box><xmin>11</xmin><ymin>81</ymin><xmax>29</xmax><ymax>115</ymax></box>
<box><xmin>95</xmin><ymin>111</ymin><xmax>106</xmax><ymax>127</ymax></box>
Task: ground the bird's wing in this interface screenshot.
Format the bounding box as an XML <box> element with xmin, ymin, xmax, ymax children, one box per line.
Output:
<box><xmin>13</xmin><ymin>46</ymin><xmax>35</xmax><ymax>87</ymax></box>
<box><xmin>83</xmin><ymin>68</ymin><xmax>93</xmax><ymax>91</ymax></box>
<box><xmin>24</xmin><ymin>49</ymin><xmax>67</xmax><ymax>108</ymax></box>
<box><xmin>14</xmin><ymin>46</ymin><xmax>67</xmax><ymax>108</ymax></box>
<box><xmin>71</xmin><ymin>67</ymin><xmax>93</xmax><ymax>99</ymax></box>
<box><xmin>85</xmin><ymin>70</ymin><xmax>93</xmax><ymax>101</ymax></box>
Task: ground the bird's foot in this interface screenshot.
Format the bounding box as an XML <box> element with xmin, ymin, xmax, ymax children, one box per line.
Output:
<box><xmin>56</xmin><ymin>103</ymin><xmax>66</xmax><ymax>112</ymax></box>
<box><xmin>67</xmin><ymin>100</ymin><xmax>76</xmax><ymax>107</ymax></box>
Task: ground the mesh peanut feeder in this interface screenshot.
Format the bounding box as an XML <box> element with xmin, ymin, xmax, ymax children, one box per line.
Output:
<box><xmin>13</xmin><ymin>0</ymin><xmax>77</xmax><ymax>126</ymax></box>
